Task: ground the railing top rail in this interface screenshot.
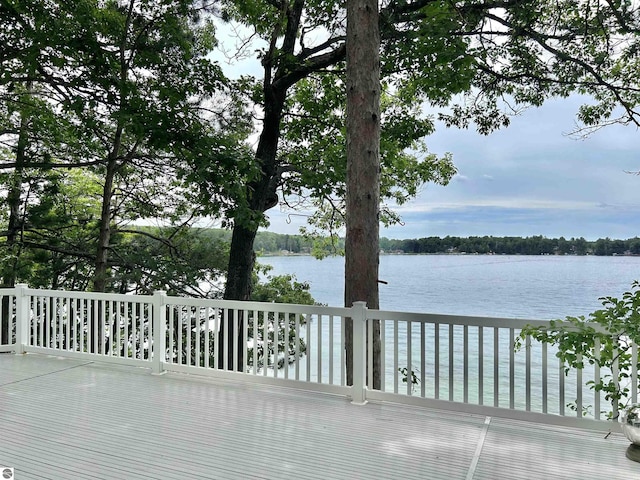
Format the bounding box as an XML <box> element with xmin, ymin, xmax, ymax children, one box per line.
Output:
<box><xmin>367</xmin><ymin>309</ymin><xmax>613</xmax><ymax>333</ymax></box>
<box><xmin>368</xmin><ymin>309</ymin><xmax>553</xmax><ymax>329</ymax></box>
<box><xmin>162</xmin><ymin>295</ymin><xmax>351</xmax><ymax>316</ymax></box>
<box><xmin>24</xmin><ymin>288</ymin><xmax>154</xmax><ymax>303</ymax></box>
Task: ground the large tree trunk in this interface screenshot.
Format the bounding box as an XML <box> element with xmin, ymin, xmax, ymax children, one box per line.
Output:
<box><xmin>221</xmin><ymin>87</ymin><xmax>285</xmax><ymax>371</ymax></box>
<box><xmin>344</xmin><ymin>0</ymin><xmax>381</xmax><ymax>389</ymax></box>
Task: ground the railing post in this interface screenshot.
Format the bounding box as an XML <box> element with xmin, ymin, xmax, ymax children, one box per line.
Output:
<box><xmin>351</xmin><ymin>301</ymin><xmax>368</xmax><ymax>405</ymax></box>
<box><xmin>14</xmin><ymin>283</ymin><xmax>29</xmax><ymax>354</ymax></box>
<box><xmin>152</xmin><ymin>290</ymin><xmax>167</xmax><ymax>375</ymax></box>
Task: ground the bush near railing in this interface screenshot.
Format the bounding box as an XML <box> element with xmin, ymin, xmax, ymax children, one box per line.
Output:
<box><xmin>519</xmin><ymin>281</ymin><xmax>640</xmax><ymax>420</ymax></box>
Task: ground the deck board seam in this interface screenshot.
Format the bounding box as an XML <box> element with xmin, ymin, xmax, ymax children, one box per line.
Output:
<box><xmin>466</xmin><ymin>416</ymin><xmax>492</xmax><ymax>480</ymax></box>
<box><xmin>0</xmin><ymin>359</ymin><xmax>93</xmax><ymax>387</ymax></box>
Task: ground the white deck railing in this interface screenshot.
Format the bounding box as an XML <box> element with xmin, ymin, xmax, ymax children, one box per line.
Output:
<box><xmin>0</xmin><ymin>284</ymin><xmax>633</xmax><ymax>431</ymax></box>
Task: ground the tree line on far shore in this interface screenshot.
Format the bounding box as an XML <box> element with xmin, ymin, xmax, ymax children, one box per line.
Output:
<box><xmin>253</xmin><ymin>232</ymin><xmax>640</xmax><ymax>257</ymax></box>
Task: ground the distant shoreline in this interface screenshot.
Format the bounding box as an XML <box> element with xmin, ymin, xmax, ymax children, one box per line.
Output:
<box><xmin>259</xmin><ymin>251</ymin><xmax>640</xmax><ymax>257</ymax></box>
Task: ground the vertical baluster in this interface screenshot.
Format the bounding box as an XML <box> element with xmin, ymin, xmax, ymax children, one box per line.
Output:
<box><xmin>284</xmin><ymin>311</ymin><xmax>290</xmax><ymax>379</ymax></box>
<box><xmin>0</xmin><ymin>295</ymin><xmax>3</xmax><ymax>346</ymax></box>
<box><xmin>223</xmin><ymin>308</ymin><xmax>229</xmax><ymax>371</ymax></box>
<box><xmin>140</xmin><ymin>302</ymin><xmax>145</xmax><ymax>360</ymax></box>
<box><xmin>262</xmin><ymin>310</ymin><xmax>268</xmax><ymax>376</ymax></box>
<box><xmin>593</xmin><ymin>338</ymin><xmax>600</xmax><ymax>420</ymax></box>
<box><xmin>612</xmin><ymin>344</ymin><xmax>620</xmax><ymax>420</ymax></box>
<box><xmin>295</xmin><ymin>312</ymin><xmax>301</xmax><ymax>380</ymax></box>
<box><xmin>526</xmin><ymin>334</ymin><xmax>531</xmax><ymax>411</ymax></box>
<box><xmin>63</xmin><ymin>296</ymin><xmax>68</xmax><ymax>350</ymax></box>
<box><xmin>233</xmin><ymin>309</ymin><xmax>239</xmax><ymax>373</ymax></box>
<box><xmin>123</xmin><ymin>301</ymin><xmax>129</xmax><ymax>358</ymax></box>
<box><xmin>479</xmin><ymin>326</ymin><xmax>484</xmax><ymax>405</ymax></box>
<box><xmin>576</xmin><ymin>353</ymin><xmax>583</xmax><ymax>417</ymax></box>
<box><xmin>306</xmin><ymin>312</ymin><xmax>311</xmax><ymax>382</ymax></box>
<box><xmin>146</xmin><ymin>301</ymin><xmax>152</xmax><ymax>362</ymax></box>
<box><xmin>51</xmin><ymin>296</ymin><xmax>55</xmax><ymax>348</ymax></box>
<box><xmin>168</xmin><ymin>305</ymin><xmax>174</xmax><ymax>364</ymax></box>
<box><xmin>367</xmin><ymin>316</ymin><xmax>373</xmax><ymax>388</ymax></box>
<box><xmin>493</xmin><ymin>327</ymin><xmax>499</xmax><ymax>408</ymax></box>
<box><xmin>196</xmin><ymin>307</ymin><xmax>202</xmax><ymax>367</ymax></box>
<box><xmin>509</xmin><ymin>327</ymin><xmax>515</xmax><ymax>409</ymax></box>
<box><xmin>58</xmin><ymin>297</ymin><xmax>64</xmax><ymax>350</ymax></box>
<box><xmin>329</xmin><ymin>315</ymin><xmax>334</xmax><ymax>385</ymax></box>
<box><xmin>178</xmin><ymin>306</ymin><xmax>184</xmax><ymax>365</ymax></box>
<box><xmin>273</xmin><ymin>311</ymin><xmax>279</xmax><ymax>379</ymax></box>
<box><xmin>112</xmin><ymin>300</ymin><xmax>118</xmax><ymax>355</ymax></box>
<box><xmin>449</xmin><ymin>324</ymin><xmax>454</xmax><ymax>402</ymax></box>
<box><xmin>93</xmin><ymin>299</ymin><xmax>99</xmax><ymax>355</ymax></box>
<box><xmin>100</xmin><ymin>298</ymin><xmax>106</xmax><ymax>355</ymax></box>
<box><xmin>632</xmin><ymin>342</ymin><xmax>638</xmax><ymax>405</ymax></box>
<box><xmin>317</xmin><ymin>314</ymin><xmax>322</xmax><ymax>383</ymax></box>
<box><xmin>185</xmin><ymin>305</ymin><xmax>191</xmax><ymax>365</ymax></box>
<box><xmin>38</xmin><ymin>297</ymin><xmax>44</xmax><ymax>348</ymax></box>
<box><xmin>131</xmin><ymin>301</ymin><xmax>136</xmax><ymax>359</ymax></box>
<box><xmin>393</xmin><ymin>319</ymin><xmax>399</xmax><ymax>394</ymax></box>
<box><xmin>213</xmin><ymin>308</ymin><xmax>219</xmax><ymax>369</ymax></box>
<box><xmin>463</xmin><ymin>324</ymin><xmax>469</xmax><ymax>404</ymax></box>
<box><xmin>251</xmin><ymin>309</ymin><xmax>257</xmax><ymax>375</ymax></box>
<box><xmin>542</xmin><ymin>342</ymin><xmax>548</xmax><ymax>414</ymax></box>
<box><xmin>434</xmin><ymin>323</ymin><xmax>440</xmax><ymax>399</ymax></box>
<box><xmin>74</xmin><ymin>298</ymin><xmax>80</xmax><ymax>352</ymax></box>
<box><xmin>132</xmin><ymin>301</ymin><xmax>138</xmax><ymax>359</ymax></box>
<box><xmin>559</xmin><ymin>357</ymin><xmax>565</xmax><ymax>416</ymax></box>
<box><xmin>50</xmin><ymin>297</ymin><xmax>55</xmax><ymax>349</ymax></box>
<box><xmin>29</xmin><ymin>296</ymin><xmax>35</xmax><ymax>347</ymax></box>
<box><xmin>242</xmin><ymin>309</ymin><xmax>248</xmax><ymax>374</ymax></box>
<box><xmin>341</xmin><ymin>315</ymin><xmax>346</xmax><ymax>386</ymax></box>
<box><xmin>45</xmin><ymin>297</ymin><xmax>51</xmax><ymax>348</ymax></box>
<box><xmin>420</xmin><ymin>322</ymin><xmax>426</xmax><ymax>398</ymax></box>
<box><xmin>205</xmin><ymin>307</ymin><xmax>211</xmax><ymax>369</ymax></box>
<box><xmin>66</xmin><ymin>297</ymin><xmax>72</xmax><ymax>351</ymax></box>
<box><xmin>406</xmin><ymin>321</ymin><xmax>412</xmax><ymax>396</ymax></box>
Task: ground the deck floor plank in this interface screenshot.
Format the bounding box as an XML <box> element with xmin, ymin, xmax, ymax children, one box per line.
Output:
<box><xmin>0</xmin><ymin>354</ymin><xmax>637</xmax><ymax>479</ymax></box>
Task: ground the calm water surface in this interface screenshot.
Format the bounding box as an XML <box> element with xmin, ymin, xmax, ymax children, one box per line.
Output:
<box><xmin>261</xmin><ymin>254</ymin><xmax>640</xmax><ymax>320</ymax></box>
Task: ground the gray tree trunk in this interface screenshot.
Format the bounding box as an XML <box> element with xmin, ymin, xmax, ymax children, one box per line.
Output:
<box><xmin>344</xmin><ymin>0</ymin><xmax>381</xmax><ymax>389</ymax></box>
<box><xmin>1</xmin><ymin>93</ymin><xmax>30</xmax><ymax>342</ymax></box>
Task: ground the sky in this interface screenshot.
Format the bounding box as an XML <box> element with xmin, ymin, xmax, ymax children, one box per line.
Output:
<box><xmin>265</xmin><ymin>95</ymin><xmax>640</xmax><ymax>241</ymax></box>
<box><xmin>211</xmin><ymin>24</ymin><xmax>640</xmax><ymax>242</ymax></box>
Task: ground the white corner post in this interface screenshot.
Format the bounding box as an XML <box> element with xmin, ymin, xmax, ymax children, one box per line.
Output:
<box><xmin>351</xmin><ymin>301</ymin><xmax>368</xmax><ymax>405</ymax></box>
<box><xmin>152</xmin><ymin>290</ymin><xmax>167</xmax><ymax>375</ymax></box>
<box><xmin>14</xmin><ymin>283</ymin><xmax>29</xmax><ymax>354</ymax></box>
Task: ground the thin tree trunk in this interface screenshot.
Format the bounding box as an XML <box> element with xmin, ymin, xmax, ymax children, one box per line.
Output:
<box><xmin>2</xmin><ymin>87</ymin><xmax>31</xmax><ymax>342</ymax></box>
<box><xmin>344</xmin><ymin>0</ymin><xmax>381</xmax><ymax>389</ymax></box>
<box><xmin>92</xmin><ymin>155</ymin><xmax>118</xmax><ymax>294</ymax></box>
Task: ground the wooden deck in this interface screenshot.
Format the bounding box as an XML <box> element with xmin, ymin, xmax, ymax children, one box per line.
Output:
<box><xmin>0</xmin><ymin>353</ymin><xmax>637</xmax><ymax>480</ymax></box>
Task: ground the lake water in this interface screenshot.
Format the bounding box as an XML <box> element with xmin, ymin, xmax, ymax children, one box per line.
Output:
<box><xmin>260</xmin><ymin>254</ymin><xmax>640</xmax><ymax>320</ymax></box>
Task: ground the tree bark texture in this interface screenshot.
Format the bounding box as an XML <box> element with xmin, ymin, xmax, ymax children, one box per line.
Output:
<box><xmin>344</xmin><ymin>0</ymin><xmax>382</xmax><ymax>389</ymax></box>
